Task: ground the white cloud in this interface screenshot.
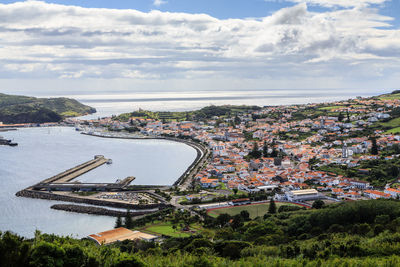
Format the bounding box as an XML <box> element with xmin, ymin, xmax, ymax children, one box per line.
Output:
<box><xmin>153</xmin><ymin>0</ymin><xmax>167</xmax><ymax>7</ymax></box>
<box><xmin>286</xmin><ymin>0</ymin><xmax>388</xmax><ymax>8</ymax></box>
<box><xmin>0</xmin><ymin>0</ymin><xmax>398</xmax><ymax>92</ymax></box>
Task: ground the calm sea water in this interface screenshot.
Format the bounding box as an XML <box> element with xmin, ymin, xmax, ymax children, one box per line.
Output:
<box><xmin>0</xmin><ymin>127</ymin><xmax>196</xmax><ymax>238</ymax></box>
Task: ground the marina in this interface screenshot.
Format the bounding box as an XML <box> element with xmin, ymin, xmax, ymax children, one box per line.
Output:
<box><xmin>0</xmin><ymin>127</ymin><xmax>197</xmax><ymax>237</ymax></box>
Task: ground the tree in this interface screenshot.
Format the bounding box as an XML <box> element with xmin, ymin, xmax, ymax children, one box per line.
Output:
<box><xmin>370</xmin><ymin>136</ymin><xmax>379</xmax><ymax>155</ymax></box>
<box><xmin>63</xmin><ymin>244</ymin><xmax>87</xmax><ymax>267</ymax></box>
<box><xmin>390</xmin><ymin>165</ymin><xmax>400</xmax><ymax>177</ymax></box>
<box><xmin>115</xmin><ymin>216</ymin><xmax>123</xmax><ymax>228</ymax></box>
<box><xmin>113</xmin><ymin>254</ymin><xmax>145</xmax><ymax>267</ymax></box>
<box><xmin>312</xmin><ymin>199</ymin><xmax>325</xmax><ymax>209</ymax></box>
<box><xmin>217</xmin><ymin>213</ymin><xmax>232</xmax><ymax>227</ymax></box>
<box><xmin>338</xmin><ymin>112</ymin><xmax>344</xmax><ymax>122</ymax></box>
<box><xmin>249</xmin><ymin>142</ymin><xmax>262</xmax><ymax>158</ymax></box>
<box><xmin>29</xmin><ymin>241</ymin><xmax>66</xmax><ymax>267</ymax></box>
<box><xmin>125</xmin><ymin>210</ymin><xmax>133</xmax><ymax>229</ymax></box>
<box><xmin>270</xmin><ymin>148</ymin><xmax>278</xmax><ymax>158</ymax></box>
<box><xmin>240</xmin><ymin>210</ymin><xmax>250</xmax><ymax>221</ymax></box>
<box><xmin>263</xmin><ymin>141</ymin><xmax>269</xmax><ymax>157</ymax></box>
<box><xmin>268</xmin><ymin>198</ymin><xmax>277</xmax><ymax>214</ymax></box>
<box><xmin>232</xmin><ymin>188</ymin><xmax>238</xmax><ymax>195</ymax></box>
<box><xmin>234</xmin><ymin>115</ymin><xmax>241</xmax><ymax>125</ymax></box>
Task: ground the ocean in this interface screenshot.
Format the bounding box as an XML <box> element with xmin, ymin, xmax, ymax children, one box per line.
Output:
<box><xmin>47</xmin><ymin>88</ymin><xmax>380</xmax><ymax>118</ymax></box>
<box><xmin>0</xmin><ymin>127</ymin><xmax>196</xmax><ymax>238</ymax></box>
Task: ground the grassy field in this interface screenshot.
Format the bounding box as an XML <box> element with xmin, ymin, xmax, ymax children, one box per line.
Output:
<box><xmin>318</xmin><ymin>106</ymin><xmax>347</xmax><ymax>111</ymax></box>
<box><xmin>375</xmin><ymin>117</ymin><xmax>400</xmax><ymax>133</ymax></box>
<box><xmin>138</xmin><ymin>221</ymin><xmax>202</xmax><ymax>238</ymax></box>
<box><xmin>385</xmin><ymin>127</ymin><xmax>400</xmax><ymax>134</ymax></box>
<box><xmin>379</xmin><ymin>117</ymin><xmax>400</xmax><ymax>128</ymax></box>
<box><xmin>208</xmin><ymin>202</ymin><xmax>300</xmax><ymax>219</ymax></box>
<box><xmin>379</xmin><ymin>93</ymin><xmax>400</xmax><ymax>100</ymax></box>
<box><xmin>350</xmin><ymin>105</ymin><xmax>366</xmax><ymax>108</ymax></box>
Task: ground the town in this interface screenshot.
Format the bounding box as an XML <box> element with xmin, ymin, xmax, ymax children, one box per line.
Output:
<box><xmin>55</xmin><ymin>91</ymin><xmax>400</xmax><ymax>208</ymax></box>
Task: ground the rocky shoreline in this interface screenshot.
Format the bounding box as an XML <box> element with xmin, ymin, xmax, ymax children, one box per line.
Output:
<box><xmin>16</xmin><ymin>189</ymin><xmax>170</xmax><ymax>210</ymax></box>
<box><xmin>50</xmin><ymin>204</ymin><xmax>155</xmax><ymax>217</ymax></box>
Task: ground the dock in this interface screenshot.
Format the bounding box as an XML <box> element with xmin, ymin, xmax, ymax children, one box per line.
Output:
<box><xmin>30</xmin><ymin>156</ymin><xmax>135</xmax><ymax>192</ymax></box>
<box><xmin>40</xmin><ymin>155</ymin><xmax>108</xmax><ymax>184</ymax></box>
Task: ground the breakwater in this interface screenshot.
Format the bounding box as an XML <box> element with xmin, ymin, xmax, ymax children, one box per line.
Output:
<box><xmin>16</xmin><ymin>189</ymin><xmax>169</xmax><ymax>210</ymax></box>
<box><xmin>38</xmin><ymin>155</ymin><xmax>109</xmax><ymax>185</ymax></box>
<box><xmin>51</xmin><ymin>204</ymin><xmax>156</xmax><ymax>217</ymax></box>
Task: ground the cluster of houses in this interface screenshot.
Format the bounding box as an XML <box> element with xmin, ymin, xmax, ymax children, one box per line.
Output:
<box><xmin>76</xmin><ymin>95</ymin><xmax>400</xmax><ymax>203</ymax></box>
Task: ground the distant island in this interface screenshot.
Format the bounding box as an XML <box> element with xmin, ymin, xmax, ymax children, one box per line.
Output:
<box><xmin>0</xmin><ymin>93</ymin><xmax>96</xmax><ymax>124</ymax></box>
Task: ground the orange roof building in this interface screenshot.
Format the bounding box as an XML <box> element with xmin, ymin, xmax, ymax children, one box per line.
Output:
<box><xmin>88</xmin><ymin>227</ymin><xmax>157</xmax><ymax>245</ymax></box>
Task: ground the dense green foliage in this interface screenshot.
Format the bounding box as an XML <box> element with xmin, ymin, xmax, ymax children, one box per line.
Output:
<box><xmin>317</xmin><ymin>155</ymin><xmax>400</xmax><ymax>187</ymax></box>
<box><xmin>0</xmin><ymin>93</ymin><xmax>96</xmax><ymax>123</ymax></box>
<box><xmin>116</xmin><ymin>105</ymin><xmax>261</xmax><ymax>122</ymax></box>
<box><xmin>4</xmin><ymin>200</ymin><xmax>400</xmax><ymax>266</ymax></box>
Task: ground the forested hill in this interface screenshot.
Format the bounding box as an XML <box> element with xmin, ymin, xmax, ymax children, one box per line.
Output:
<box><xmin>116</xmin><ymin>105</ymin><xmax>262</xmax><ymax>122</ymax></box>
<box><xmin>3</xmin><ymin>200</ymin><xmax>400</xmax><ymax>266</ymax></box>
<box><xmin>0</xmin><ymin>93</ymin><xmax>96</xmax><ymax>124</ymax></box>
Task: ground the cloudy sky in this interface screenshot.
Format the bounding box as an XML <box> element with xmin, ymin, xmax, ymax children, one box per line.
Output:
<box><xmin>0</xmin><ymin>0</ymin><xmax>399</xmax><ymax>95</ymax></box>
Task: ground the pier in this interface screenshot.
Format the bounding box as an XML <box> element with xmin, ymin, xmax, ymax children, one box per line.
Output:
<box><xmin>39</xmin><ymin>155</ymin><xmax>109</xmax><ymax>184</ymax></box>
<box><xmin>30</xmin><ymin>156</ymin><xmax>135</xmax><ymax>192</ymax></box>
<box><xmin>16</xmin><ymin>155</ymin><xmax>170</xmax><ymax>213</ymax></box>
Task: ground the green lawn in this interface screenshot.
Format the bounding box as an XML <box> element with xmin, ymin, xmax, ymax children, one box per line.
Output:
<box><xmin>379</xmin><ymin>94</ymin><xmax>400</xmax><ymax>100</ymax></box>
<box><xmin>350</xmin><ymin>105</ymin><xmax>366</xmax><ymax>108</ymax></box>
<box><xmin>385</xmin><ymin>127</ymin><xmax>400</xmax><ymax>134</ymax></box>
<box><xmin>377</xmin><ymin>117</ymin><xmax>400</xmax><ymax>131</ymax></box>
<box><xmin>318</xmin><ymin>106</ymin><xmax>346</xmax><ymax>111</ymax></box>
<box><xmin>218</xmin><ymin>182</ymin><xmax>228</xmax><ymax>190</ymax></box>
<box><xmin>138</xmin><ymin>221</ymin><xmax>197</xmax><ymax>238</ymax></box>
<box><xmin>145</xmin><ymin>224</ymin><xmax>190</xmax><ymax>238</ymax></box>
<box><xmin>208</xmin><ymin>202</ymin><xmax>300</xmax><ymax>219</ymax></box>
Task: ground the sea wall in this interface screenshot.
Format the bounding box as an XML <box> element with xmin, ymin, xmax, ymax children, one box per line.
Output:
<box><xmin>50</xmin><ymin>204</ymin><xmax>155</xmax><ymax>217</ymax></box>
<box><xmin>16</xmin><ymin>189</ymin><xmax>170</xmax><ymax>210</ymax></box>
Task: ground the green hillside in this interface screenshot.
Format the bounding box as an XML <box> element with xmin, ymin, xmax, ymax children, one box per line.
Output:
<box><xmin>116</xmin><ymin>105</ymin><xmax>261</xmax><ymax>122</ymax></box>
<box><xmin>0</xmin><ymin>93</ymin><xmax>96</xmax><ymax>124</ymax></box>
<box><xmin>3</xmin><ymin>200</ymin><xmax>400</xmax><ymax>266</ymax></box>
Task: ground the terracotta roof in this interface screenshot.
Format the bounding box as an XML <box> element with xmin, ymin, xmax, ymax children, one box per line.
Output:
<box><xmin>88</xmin><ymin>227</ymin><xmax>157</xmax><ymax>245</ymax></box>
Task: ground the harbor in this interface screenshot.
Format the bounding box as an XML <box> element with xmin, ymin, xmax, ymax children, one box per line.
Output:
<box><xmin>0</xmin><ymin>126</ymin><xmax>197</xmax><ymax>237</ymax></box>
<box><xmin>16</xmin><ymin>153</ymin><xmax>171</xmax><ymax>213</ymax></box>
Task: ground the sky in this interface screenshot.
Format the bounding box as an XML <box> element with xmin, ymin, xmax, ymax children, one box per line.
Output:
<box><xmin>0</xmin><ymin>0</ymin><xmax>399</xmax><ymax>95</ymax></box>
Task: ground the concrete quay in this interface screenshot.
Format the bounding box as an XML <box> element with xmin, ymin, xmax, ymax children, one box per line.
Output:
<box><xmin>39</xmin><ymin>155</ymin><xmax>109</xmax><ymax>185</ymax></box>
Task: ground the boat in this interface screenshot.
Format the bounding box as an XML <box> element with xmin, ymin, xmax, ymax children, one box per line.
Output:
<box><xmin>0</xmin><ymin>136</ymin><xmax>18</xmax><ymax>146</ymax></box>
<box><xmin>107</xmin><ymin>159</ymin><xmax>113</xmax><ymax>165</ymax></box>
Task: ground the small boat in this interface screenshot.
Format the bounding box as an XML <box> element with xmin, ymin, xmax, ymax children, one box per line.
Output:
<box><xmin>107</xmin><ymin>159</ymin><xmax>113</xmax><ymax>165</ymax></box>
<box><xmin>0</xmin><ymin>136</ymin><xmax>18</xmax><ymax>146</ymax></box>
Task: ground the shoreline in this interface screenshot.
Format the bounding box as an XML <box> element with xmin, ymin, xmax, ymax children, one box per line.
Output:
<box><xmin>80</xmin><ymin>131</ymin><xmax>210</xmax><ymax>188</ymax></box>
<box><xmin>50</xmin><ymin>204</ymin><xmax>159</xmax><ymax>217</ymax></box>
<box><xmin>14</xmin><ymin>129</ymin><xmax>209</xmax><ymax>218</ymax></box>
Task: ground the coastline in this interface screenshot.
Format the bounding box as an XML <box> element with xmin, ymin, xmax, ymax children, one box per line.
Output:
<box><xmin>80</xmin><ymin>131</ymin><xmax>210</xmax><ymax>188</ymax></box>
<box><xmin>14</xmin><ymin>128</ymin><xmax>208</xmax><ymax>218</ymax></box>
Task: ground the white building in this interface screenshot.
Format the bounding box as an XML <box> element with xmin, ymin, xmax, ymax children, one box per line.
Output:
<box><xmin>285</xmin><ymin>189</ymin><xmax>323</xmax><ymax>202</ymax></box>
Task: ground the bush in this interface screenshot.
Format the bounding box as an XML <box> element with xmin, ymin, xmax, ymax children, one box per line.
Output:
<box><xmin>278</xmin><ymin>205</ymin><xmax>303</xmax><ymax>213</ymax></box>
